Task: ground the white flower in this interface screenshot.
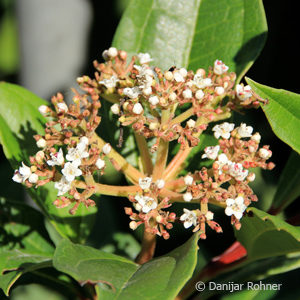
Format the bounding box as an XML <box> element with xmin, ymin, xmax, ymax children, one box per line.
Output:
<box><xmin>205</xmin><ymin>211</ymin><xmax>214</xmax><ymax>221</ymax></box>
<box><xmin>215</xmin><ymin>86</ymin><xmax>225</xmax><ymax>95</ymax></box>
<box><xmin>102</xmin><ymin>143</ymin><xmax>112</xmax><ymax>155</ymax></box>
<box><xmin>61</xmin><ymin>161</ymin><xmax>82</xmax><ymax>182</ymax></box>
<box><xmin>212</xmin><ymin>122</ymin><xmax>235</xmax><ymax>139</ymax></box>
<box><xmin>107</xmin><ymin>47</ymin><xmax>118</xmax><ymax>58</ymax></box>
<box><xmin>184</xmin><ymin>175</ymin><xmax>194</xmax><ymax>185</ymax></box>
<box><xmin>228</xmin><ymin>163</ymin><xmax>248</xmax><ymax>181</ymax></box>
<box><xmin>139</xmin><ymin>177</ymin><xmax>152</xmax><ymax>190</ymax></box>
<box><xmin>57</xmin><ymin>102</ymin><xmax>68</xmax><ymax>113</ymax></box>
<box><xmin>225</xmin><ymin>196</ymin><xmax>247</xmax><ymax>220</ymax></box>
<box><xmin>149</xmin><ymin>95</ymin><xmax>159</xmax><ymax>106</ymax></box>
<box><xmin>247</xmin><ymin>173</ymin><xmax>256</xmax><ymax>182</ymax></box>
<box><xmin>135</xmin><ymin>195</ymin><xmax>157</xmax><ymax>213</ymax></box>
<box><xmin>202</xmin><ymin>145</ymin><xmax>220</xmax><ymax>160</ymax></box>
<box><xmin>237</xmin><ymin>123</ymin><xmax>253</xmax><ymax>138</ymax></box>
<box><xmin>80</xmin><ymin>136</ymin><xmax>89</xmax><ymax>145</ymax></box>
<box><xmin>99</xmin><ymin>75</ymin><xmax>119</xmax><ymax>88</ymax></box>
<box><xmin>134</xmin><ymin>64</ymin><xmax>154</xmax><ymax>77</ymax></box>
<box><xmin>173</xmin><ymin>71</ymin><xmax>185</xmax><ymax>82</ymax></box>
<box><xmin>183</xmin><ymin>192</ymin><xmax>193</xmax><ymax>202</ymax></box>
<box><xmin>54</xmin><ymin>176</ymin><xmax>71</xmax><ymax>196</ymax></box>
<box><xmin>214</xmin><ymin>60</ymin><xmax>229</xmax><ymax>75</ymax></box>
<box><xmin>36</xmin><ymin>138</ymin><xmax>46</xmax><ymax>148</ymax></box>
<box><xmin>19</xmin><ymin>162</ymin><xmax>32</xmax><ymax>180</ymax></box>
<box><xmin>259</xmin><ymin>148</ymin><xmax>272</xmax><ymax>159</ymax></box>
<box><xmin>155</xmin><ymin>179</ymin><xmax>165</xmax><ymax>189</ymax></box>
<box><xmin>96</xmin><ymin>158</ymin><xmax>105</xmax><ymax>169</ymax></box>
<box><xmin>66</xmin><ymin>144</ymin><xmax>89</xmax><ymax>165</ymax></box>
<box><xmin>192</xmin><ymin>74</ymin><xmax>212</xmax><ymax>89</ymax></box>
<box><xmin>47</xmin><ymin>148</ymin><xmax>64</xmax><ymax>166</ymax></box>
<box><xmin>137</xmin><ymin>53</ymin><xmax>153</xmax><ymax>64</ymax></box>
<box><xmin>180</xmin><ymin>208</ymin><xmax>197</xmax><ymax>228</ymax></box>
<box><xmin>38</xmin><ymin>105</ymin><xmax>48</xmax><ymax>115</ymax></box>
<box><xmin>179</xmin><ymin>68</ymin><xmax>188</xmax><ymax>77</ymax></box>
<box><xmin>28</xmin><ymin>173</ymin><xmax>38</xmax><ymax>184</ymax></box>
<box><xmin>110</xmin><ymin>103</ymin><xmax>120</xmax><ymax>114</ymax></box>
<box><xmin>183</xmin><ymin>89</ymin><xmax>193</xmax><ymax>99</ymax></box>
<box><xmin>251</xmin><ymin>132</ymin><xmax>261</xmax><ymax>143</ymax></box>
<box><xmin>12</xmin><ymin>171</ymin><xmax>23</xmax><ymax>183</ymax></box>
<box><xmin>236</xmin><ymin>84</ymin><xmax>252</xmax><ymax>101</ymax></box>
<box><xmin>195</xmin><ymin>89</ymin><xmax>205</xmax><ymax>100</ymax></box>
<box><xmin>216</xmin><ymin>153</ymin><xmax>231</xmax><ymax>174</ymax></box>
<box><xmin>133</xmin><ymin>103</ymin><xmax>143</xmax><ymax>114</ymax></box>
<box><xmin>134</xmin><ymin>65</ymin><xmax>154</xmax><ymax>89</ymax></box>
<box><xmin>187</xmin><ymin>119</ymin><xmax>196</xmax><ymax>128</ymax></box>
<box><xmin>142</xmin><ymin>86</ymin><xmax>152</xmax><ymax>95</ymax></box>
<box><xmin>123</xmin><ymin>87</ymin><xmax>141</xmax><ymax>99</ymax></box>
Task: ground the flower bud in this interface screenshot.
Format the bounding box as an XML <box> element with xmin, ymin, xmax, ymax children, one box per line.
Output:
<box><xmin>102</xmin><ymin>143</ymin><xmax>112</xmax><ymax>155</ymax></box>
<box><xmin>132</xmin><ymin>103</ymin><xmax>143</xmax><ymax>114</ymax></box>
<box><xmin>96</xmin><ymin>158</ymin><xmax>105</xmax><ymax>169</ymax></box>
<box><xmin>183</xmin><ymin>89</ymin><xmax>193</xmax><ymax>99</ymax></box>
<box><xmin>195</xmin><ymin>89</ymin><xmax>204</xmax><ymax>100</ymax></box>
<box><xmin>38</xmin><ymin>105</ymin><xmax>48</xmax><ymax>115</ymax></box>
<box><xmin>149</xmin><ymin>95</ymin><xmax>159</xmax><ymax>106</ymax></box>
<box><xmin>215</xmin><ymin>86</ymin><xmax>225</xmax><ymax>95</ymax></box>
<box><xmin>169</xmin><ymin>92</ymin><xmax>177</xmax><ymax>101</ymax></box>
<box><xmin>184</xmin><ymin>175</ymin><xmax>193</xmax><ymax>185</ymax></box>
<box><xmin>28</xmin><ymin>173</ymin><xmax>38</xmax><ymax>184</ymax></box>
<box><xmin>187</xmin><ymin>119</ymin><xmax>196</xmax><ymax>128</ymax></box>
<box><xmin>183</xmin><ymin>192</ymin><xmax>193</xmax><ymax>202</ymax></box>
<box><xmin>129</xmin><ymin>221</ymin><xmax>138</xmax><ymax>230</ymax></box>
<box><xmin>36</xmin><ymin>138</ymin><xmax>47</xmax><ymax>148</ymax></box>
<box><xmin>164</xmin><ymin>71</ymin><xmax>173</xmax><ymax>81</ymax></box>
<box><xmin>107</xmin><ymin>47</ymin><xmax>118</xmax><ymax>58</ymax></box>
<box><xmin>110</xmin><ymin>103</ymin><xmax>120</xmax><ymax>114</ymax></box>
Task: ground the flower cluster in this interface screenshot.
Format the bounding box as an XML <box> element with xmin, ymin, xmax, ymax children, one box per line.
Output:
<box><xmin>12</xmin><ymin>48</ymin><xmax>274</xmax><ymax>239</ymax></box>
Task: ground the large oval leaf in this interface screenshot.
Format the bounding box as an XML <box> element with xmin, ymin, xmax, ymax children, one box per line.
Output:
<box><xmin>113</xmin><ymin>0</ymin><xmax>267</xmax><ymax>79</ymax></box>
<box><xmin>53</xmin><ymin>234</ymin><xmax>199</xmax><ymax>300</ymax></box>
<box><xmin>0</xmin><ymin>82</ymin><xmax>97</xmax><ymax>243</ymax></box>
<box><xmin>235</xmin><ymin>207</ymin><xmax>300</xmax><ymax>262</ymax></box>
<box><xmin>246</xmin><ymin>78</ymin><xmax>300</xmax><ymax>154</ymax></box>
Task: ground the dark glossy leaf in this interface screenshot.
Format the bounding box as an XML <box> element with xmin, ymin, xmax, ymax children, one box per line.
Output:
<box><xmin>246</xmin><ymin>78</ymin><xmax>300</xmax><ymax>154</ymax></box>
<box><xmin>113</xmin><ymin>0</ymin><xmax>267</xmax><ymax>79</ymax></box>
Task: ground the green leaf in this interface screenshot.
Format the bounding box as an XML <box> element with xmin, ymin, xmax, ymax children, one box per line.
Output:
<box><xmin>113</xmin><ymin>0</ymin><xmax>267</xmax><ymax>79</ymax></box>
<box><xmin>53</xmin><ymin>234</ymin><xmax>199</xmax><ymax>300</ymax></box>
<box><xmin>0</xmin><ymin>198</ymin><xmax>54</xmax><ymax>295</ymax></box>
<box><xmin>235</xmin><ymin>207</ymin><xmax>300</xmax><ymax>262</ymax></box>
<box><xmin>270</xmin><ymin>151</ymin><xmax>300</xmax><ymax>213</ymax></box>
<box><xmin>246</xmin><ymin>78</ymin><xmax>300</xmax><ymax>154</ymax></box>
<box><xmin>0</xmin><ymin>82</ymin><xmax>97</xmax><ymax>243</ymax></box>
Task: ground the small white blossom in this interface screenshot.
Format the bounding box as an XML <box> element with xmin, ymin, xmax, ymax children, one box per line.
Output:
<box><xmin>12</xmin><ymin>171</ymin><xmax>23</xmax><ymax>183</ymax></box>
<box><xmin>107</xmin><ymin>47</ymin><xmax>118</xmax><ymax>58</ymax></box>
<box><xmin>132</xmin><ymin>103</ymin><xmax>143</xmax><ymax>114</ymax></box>
<box><xmin>169</xmin><ymin>92</ymin><xmax>177</xmax><ymax>101</ymax></box>
<box><xmin>99</xmin><ymin>75</ymin><xmax>119</xmax><ymax>88</ymax></box>
<box><xmin>142</xmin><ymin>86</ymin><xmax>152</xmax><ymax>95</ymax></box>
<box><xmin>123</xmin><ymin>87</ymin><xmax>141</xmax><ymax>99</ymax></box>
<box><xmin>247</xmin><ymin>173</ymin><xmax>256</xmax><ymax>182</ymax></box>
<box><xmin>183</xmin><ymin>192</ymin><xmax>193</xmax><ymax>202</ymax></box>
<box><xmin>96</xmin><ymin>158</ymin><xmax>105</xmax><ymax>169</ymax></box>
<box><xmin>156</xmin><ymin>179</ymin><xmax>165</xmax><ymax>189</ymax></box>
<box><xmin>183</xmin><ymin>89</ymin><xmax>193</xmax><ymax>99</ymax></box>
<box><xmin>38</xmin><ymin>105</ymin><xmax>48</xmax><ymax>115</ymax></box>
<box><xmin>202</xmin><ymin>145</ymin><xmax>220</xmax><ymax>160</ymax></box>
<box><xmin>237</xmin><ymin>123</ymin><xmax>253</xmax><ymax>138</ymax></box>
<box><xmin>195</xmin><ymin>89</ymin><xmax>205</xmax><ymax>100</ymax></box>
<box><xmin>19</xmin><ymin>162</ymin><xmax>32</xmax><ymax>180</ymax></box>
<box><xmin>110</xmin><ymin>103</ymin><xmax>120</xmax><ymax>114</ymax></box>
<box><xmin>62</xmin><ymin>161</ymin><xmax>82</xmax><ymax>182</ymax></box>
<box><xmin>180</xmin><ymin>208</ymin><xmax>197</xmax><ymax>228</ymax></box>
<box><xmin>54</xmin><ymin>176</ymin><xmax>72</xmax><ymax>196</ymax></box>
<box><xmin>139</xmin><ymin>177</ymin><xmax>152</xmax><ymax>190</ymax></box>
<box><xmin>184</xmin><ymin>175</ymin><xmax>193</xmax><ymax>186</ymax></box>
<box><xmin>80</xmin><ymin>136</ymin><xmax>89</xmax><ymax>145</ymax></box>
<box><xmin>205</xmin><ymin>211</ymin><xmax>214</xmax><ymax>221</ymax></box>
<box><xmin>173</xmin><ymin>71</ymin><xmax>185</xmax><ymax>82</ymax></box>
<box><xmin>187</xmin><ymin>119</ymin><xmax>196</xmax><ymax>128</ymax></box>
<box><xmin>66</xmin><ymin>144</ymin><xmax>89</xmax><ymax>165</ymax></box>
<box><xmin>192</xmin><ymin>74</ymin><xmax>212</xmax><ymax>89</ymax></box>
<box><xmin>179</xmin><ymin>68</ymin><xmax>188</xmax><ymax>77</ymax></box>
<box><xmin>214</xmin><ymin>59</ymin><xmax>229</xmax><ymax>75</ymax></box>
<box><xmin>137</xmin><ymin>53</ymin><xmax>153</xmax><ymax>64</ymax></box>
<box><xmin>102</xmin><ymin>143</ymin><xmax>112</xmax><ymax>155</ymax></box>
<box><xmin>251</xmin><ymin>132</ymin><xmax>261</xmax><ymax>143</ymax></box>
<box><xmin>149</xmin><ymin>95</ymin><xmax>159</xmax><ymax>106</ymax></box>
<box><xmin>57</xmin><ymin>102</ymin><xmax>68</xmax><ymax>113</ymax></box>
<box><xmin>212</xmin><ymin>122</ymin><xmax>235</xmax><ymax>139</ymax></box>
<box><xmin>215</xmin><ymin>86</ymin><xmax>225</xmax><ymax>95</ymax></box>
<box><xmin>225</xmin><ymin>196</ymin><xmax>247</xmax><ymax>220</ymax></box>
<box><xmin>134</xmin><ymin>64</ymin><xmax>154</xmax><ymax>89</ymax></box>
<box><xmin>164</xmin><ymin>71</ymin><xmax>173</xmax><ymax>81</ymax></box>
<box><xmin>236</xmin><ymin>84</ymin><xmax>252</xmax><ymax>101</ymax></box>
<box><xmin>135</xmin><ymin>195</ymin><xmax>157</xmax><ymax>213</ymax></box>
<box><xmin>28</xmin><ymin>173</ymin><xmax>38</xmax><ymax>184</ymax></box>
<box><xmin>47</xmin><ymin>148</ymin><xmax>64</xmax><ymax>166</ymax></box>
<box><xmin>259</xmin><ymin>148</ymin><xmax>272</xmax><ymax>159</ymax></box>
<box><xmin>216</xmin><ymin>153</ymin><xmax>231</xmax><ymax>174</ymax></box>
<box><xmin>36</xmin><ymin>138</ymin><xmax>46</xmax><ymax>148</ymax></box>
<box><xmin>228</xmin><ymin>163</ymin><xmax>248</xmax><ymax>181</ymax></box>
